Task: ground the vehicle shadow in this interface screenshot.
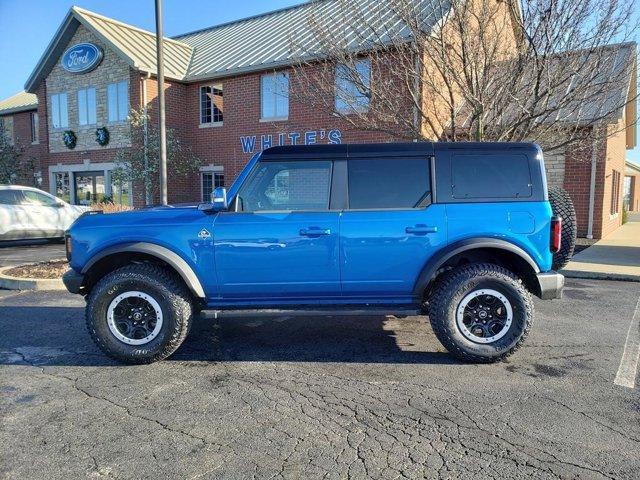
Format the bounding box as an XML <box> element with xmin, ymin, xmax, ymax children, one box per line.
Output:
<box><xmin>0</xmin><ymin>305</ymin><xmax>456</xmax><ymax>367</ymax></box>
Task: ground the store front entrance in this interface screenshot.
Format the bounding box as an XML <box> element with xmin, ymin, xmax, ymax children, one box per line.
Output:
<box><xmin>74</xmin><ymin>171</ymin><xmax>106</xmax><ymax>205</ymax></box>
<box><xmin>50</xmin><ymin>163</ymin><xmax>132</xmax><ymax>207</ymax></box>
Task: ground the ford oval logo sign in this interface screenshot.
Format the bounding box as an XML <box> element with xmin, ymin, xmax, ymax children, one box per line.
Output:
<box><xmin>61</xmin><ymin>43</ymin><xmax>103</xmax><ymax>74</ymax></box>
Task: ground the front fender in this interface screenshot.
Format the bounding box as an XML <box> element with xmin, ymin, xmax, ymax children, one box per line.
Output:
<box><xmin>82</xmin><ymin>242</ymin><xmax>206</xmax><ymax>298</ymax></box>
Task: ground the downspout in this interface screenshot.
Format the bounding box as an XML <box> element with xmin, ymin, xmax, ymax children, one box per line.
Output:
<box><xmin>586</xmin><ymin>138</ymin><xmax>598</xmax><ymax>239</ymax></box>
<box><xmin>142</xmin><ymin>73</ymin><xmax>151</xmax><ymax>205</ymax></box>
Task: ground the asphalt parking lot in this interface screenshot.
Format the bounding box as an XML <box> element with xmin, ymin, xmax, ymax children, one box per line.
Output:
<box><xmin>1</xmin><ymin>279</ymin><xmax>639</xmax><ymax>479</ymax></box>
<box><xmin>0</xmin><ymin>241</ymin><xmax>66</xmax><ymax>267</ymax></box>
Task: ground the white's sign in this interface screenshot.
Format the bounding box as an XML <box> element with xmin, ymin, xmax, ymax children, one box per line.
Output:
<box><xmin>240</xmin><ymin>129</ymin><xmax>342</xmax><ymax>154</ymax></box>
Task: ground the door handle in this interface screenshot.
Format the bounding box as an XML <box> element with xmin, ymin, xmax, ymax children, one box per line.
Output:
<box><xmin>405</xmin><ymin>225</ymin><xmax>438</xmax><ymax>234</ymax></box>
<box><xmin>300</xmin><ymin>227</ymin><xmax>331</xmax><ymax>236</ymax></box>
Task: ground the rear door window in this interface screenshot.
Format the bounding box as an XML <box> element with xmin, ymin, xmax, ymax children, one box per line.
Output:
<box><xmin>347</xmin><ymin>157</ymin><xmax>431</xmax><ymax>209</ymax></box>
<box><xmin>451</xmin><ymin>153</ymin><xmax>532</xmax><ymax>199</ymax></box>
<box><xmin>0</xmin><ymin>190</ymin><xmax>24</xmax><ymax>205</ymax></box>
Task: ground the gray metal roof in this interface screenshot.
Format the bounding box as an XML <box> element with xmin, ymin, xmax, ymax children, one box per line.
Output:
<box><xmin>176</xmin><ymin>0</ymin><xmax>450</xmax><ymax>81</ymax></box>
<box><xmin>25</xmin><ymin>6</ymin><xmax>193</xmax><ymax>92</ymax></box>
<box><xmin>76</xmin><ymin>7</ymin><xmax>193</xmax><ymax>80</ymax></box>
<box><xmin>25</xmin><ymin>1</ymin><xmax>449</xmax><ymax>90</ymax></box>
<box><xmin>0</xmin><ymin>91</ymin><xmax>38</xmax><ymax>115</ymax></box>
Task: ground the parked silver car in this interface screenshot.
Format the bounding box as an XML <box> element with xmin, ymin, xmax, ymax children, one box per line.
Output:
<box><xmin>0</xmin><ymin>185</ymin><xmax>88</xmax><ymax>241</ymax></box>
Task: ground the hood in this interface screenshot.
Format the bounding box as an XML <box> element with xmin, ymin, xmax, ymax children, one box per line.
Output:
<box><xmin>143</xmin><ymin>202</ymin><xmax>200</xmax><ymax>211</ymax></box>
<box><xmin>71</xmin><ymin>203</ymin><xmax>207</xmax><ymax>231</ymax></box>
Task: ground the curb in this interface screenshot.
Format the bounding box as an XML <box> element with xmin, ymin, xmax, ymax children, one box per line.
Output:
<box><xmin>561</xmin><ymin>269</ymin><xmax>640</xmax><ymax>283</ymax></box>
<box><xmin>0</xmin><ymin>264</ymin><xmax>67</xmax><ymax>291</ymax></box>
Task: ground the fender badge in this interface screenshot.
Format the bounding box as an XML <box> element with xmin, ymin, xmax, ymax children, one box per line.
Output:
<box><xmin>198</xmin><ymin>229</ymin><xmax>211</xmax><ymax>240</ymax></box>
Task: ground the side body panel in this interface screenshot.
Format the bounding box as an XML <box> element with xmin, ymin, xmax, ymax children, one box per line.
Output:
<box><xmin>339</xmin><ymin>206</ymin><xmax>447</xmax><ymax>299</ymax></box>
<box><xmin>445</xmin><ymin>202</ymin><xmax>553</xmax><ymax>272</ymax></box>
<box><xmin>211</xmin><ymin>211</ymin><xmax>341</xmax><ymax>299</ymax></box>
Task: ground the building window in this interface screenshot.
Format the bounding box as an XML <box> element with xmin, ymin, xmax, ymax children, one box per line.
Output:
<box><xmin>261</xmin><ymin>72</ymin><xmax>289</xmax><ymax>120</ymax></box>
<box><xmin>30</xmin><ymin>112</ymin><xmax>39</xmax><ymax>143</ymax></box>
<box><xmin>77</xmin><ymin>87</ymin><xmax>97</xmax><ymax>126</ymax></box>
<box><xmin>0</xmin><ymin>117</ymin><xmax>13</xmax><ymax>144</ymax></box>
<box><xmin>107</xmin><ymin>81</ymin><xmax>129</xmax><ymax>122</ymax></box>
<box><xmin>202</xmin><ymin>172</ymin><xmax>225</xmax><ymax>202</ymax></box>
<box><xmin>51</xmin><ymin>93</ymin><xmax>68</xmax><ymax>128</ymax></box>
<box><xmin>200</xmin><ymin>84</ymin><xmax>223</xmax><ymax>125</ymax></box>
<box><xmin>335</xmin><ymin>59</ymin><xmax>371</xmax><ymax>113</ymax></box>
<box><xmin>611</xmin><ymin>170</ymin><xmax>621</xmax><ymax>215</ymax></box>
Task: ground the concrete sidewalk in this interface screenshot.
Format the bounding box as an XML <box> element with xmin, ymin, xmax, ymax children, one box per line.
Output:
<box><xmin>562</xmin><ymin>213</ymin><xmax>640</xmax><ymax>281</ymax></box>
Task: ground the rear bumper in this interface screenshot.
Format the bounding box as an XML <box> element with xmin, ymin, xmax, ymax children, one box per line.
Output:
<box><xmin>535</xmin><ymin>271</ymin><xmax>564</xmax><ymax>300</ymax></box>
<box><xmin>62</xmin><ymin>269</ymin><xmax>84</xmax><ymax>295</ymax></box>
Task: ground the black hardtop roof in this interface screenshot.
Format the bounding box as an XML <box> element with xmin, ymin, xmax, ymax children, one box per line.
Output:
<box><xmin>260</xmin><ymin>142</ymin><xmax>541</xmax><ymax>159</ymax></box>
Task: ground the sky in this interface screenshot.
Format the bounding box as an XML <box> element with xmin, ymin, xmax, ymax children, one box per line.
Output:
<box><xmin>0</xmin><ymin>0</ymin><xmax>638</xmax><ymax>164</ymax></box>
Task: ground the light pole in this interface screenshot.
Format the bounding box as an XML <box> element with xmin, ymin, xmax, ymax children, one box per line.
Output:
<box><xmin>154</xmin><ymin>0</ymin><xmax>168</xmax><ymax>205</ymax></box>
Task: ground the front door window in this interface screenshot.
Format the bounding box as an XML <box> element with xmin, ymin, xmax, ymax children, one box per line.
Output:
<box><xmin>236</xmin><ymin>161</ymin><xmax>332</xmax><ymax>212</ymax></box>
<box><xmin>74</xmin><ymin>171</ymin><xmax>105</xmax><ymax>205</ymax></box>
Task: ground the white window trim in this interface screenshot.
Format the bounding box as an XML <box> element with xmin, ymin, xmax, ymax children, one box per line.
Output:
<box><xmin>199</xmin><ymin>165</ymin><xmax>225</xmax><ymax>173</ymax></box>
<box><xmin>77</xmin><ymin>86</ymin><xmax>97</xmax><ymax>127</ymax></box>
<box><xmin>50</xmin><ymin>92</ymin><xmax>69</xmax><ymax>130</ymax></box>
<box><xmin>107</xmin><ymin>80</ymin><xmax>130</xmax><ymax>124</ymax></box>
<box><xmin>199</xmin><ymin>84</ymin><xmax>224</xmax><ymax>127</ymax></box>
<box><xmin>260</xmin><ymin>72</ymin><xmax>289</xmax><ymax>122</ymax></box>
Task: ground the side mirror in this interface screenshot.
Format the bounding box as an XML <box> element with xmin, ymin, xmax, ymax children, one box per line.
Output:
<box><xmin>198</xmin><ymin>187</ymin><xmax>228</xmax><ymax>213</ymax></box>
<box><xmin>212</xmin><ymin>187</ymin><xmax>228</xmax><ymax>211</ymax></box>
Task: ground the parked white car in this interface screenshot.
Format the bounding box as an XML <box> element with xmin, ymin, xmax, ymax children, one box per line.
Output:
<box><xmin>0</xmin><ymin>185</ymin><xmax>89</xmax><ymax>241</ymax></box>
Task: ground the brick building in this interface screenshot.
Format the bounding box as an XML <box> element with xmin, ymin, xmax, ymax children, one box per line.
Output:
<box><xmin>0</xmin><ymin>2</ymin><xmax>637</xmax><ymax>238</ymax></box>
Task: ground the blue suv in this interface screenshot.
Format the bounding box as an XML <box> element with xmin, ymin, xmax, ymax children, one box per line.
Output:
<box><xmin>63</xmin><ymin>142</ymin><xmax>568</xmax><ymax>364</ymax></box>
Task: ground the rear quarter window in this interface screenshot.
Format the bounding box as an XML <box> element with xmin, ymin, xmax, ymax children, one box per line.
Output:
<box><xmin>451</xmin><ymin>153</ymin><xmax>532</xmax><ymax>199</ymax></box>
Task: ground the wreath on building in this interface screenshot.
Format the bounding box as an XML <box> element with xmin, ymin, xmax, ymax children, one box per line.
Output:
<box><xmin>95</xmin><ymin>126</ymin><xmax>110</xmax><ymax>146</ymax></box>
<box><xmin>63</xmin><ymin>130</ymin><xmax>77</xmax><ymax>150</ymax></box>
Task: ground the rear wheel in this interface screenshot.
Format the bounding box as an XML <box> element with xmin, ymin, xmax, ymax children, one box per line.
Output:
<box><xmin>86</xmin><ymin>263</ymin><xmax>193</xmax><ymax>364</ymax></box>
<box><xmin>429</xmin><ymin>263</ymin><xmax>533</xmax><ymax>363</ymax></box>
<box><xmin>548</xmin><ymin>186</ymin><xmax>577</xmax><ymax>270</ymax></box>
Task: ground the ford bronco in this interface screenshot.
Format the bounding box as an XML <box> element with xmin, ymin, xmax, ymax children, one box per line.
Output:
<box><xmin>63</xmin><ymin>142</ymin><xmax>573</xmax><ymax>364</ymax></box>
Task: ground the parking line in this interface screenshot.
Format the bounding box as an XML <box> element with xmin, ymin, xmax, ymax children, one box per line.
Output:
<box><xmin>614</xmin><ymin>296</ymin><xmax>640</xmax><ymax>389</ymax></box>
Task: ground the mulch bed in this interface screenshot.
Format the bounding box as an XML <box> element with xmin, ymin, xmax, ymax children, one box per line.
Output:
<box><xmin>573</xmin><ymin>237</ymin><xmax>597</xmax><ymax>255</ymax></box>
<box><xmin>4</xmin><ymin>260</ymin><xmax>68</xmax><ymax>279</ymax></box>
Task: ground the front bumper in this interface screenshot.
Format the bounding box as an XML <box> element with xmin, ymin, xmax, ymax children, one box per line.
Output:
<box><xmin>62</xmin><ymin>269</ymin><xmax>84</xmax><ymax>295</ymax></box>
<box><xmin>535</xmin><ymin>271</ymin><xmax>564</xmax><ymax>300</ymax></box>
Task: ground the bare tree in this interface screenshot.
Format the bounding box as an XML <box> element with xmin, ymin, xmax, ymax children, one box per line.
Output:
<box><xmin>289</xmin><ymin>0</ymin><xmax>638</xmax><ymax>152</ymax></box>
<box><xmin>112</xmin><ymin>108</ymin><xmax>201</xmax><ymax>205</ymax></box>
<box><xmin>0</xmin><ymin>122</ymin><xmax>36</xmax><ymax>185</ymax></box>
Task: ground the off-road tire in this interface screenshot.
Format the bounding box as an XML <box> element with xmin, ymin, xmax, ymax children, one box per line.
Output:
<box><xmin>429</xmin><ymin>263</ymin><xmax>534</xmax><ymax>363</ymax></box>
<box><xmin>86</xmin><ymin>263</ymin><xmax>193</xmax><ymax>364</ymax></box>
<box><xmin>548</xmin><ymin>186</ymin><xmax>576</xmax><ymax>270</ymax></box>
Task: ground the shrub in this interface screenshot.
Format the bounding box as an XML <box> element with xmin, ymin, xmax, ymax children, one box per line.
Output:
<box><xmin>90</xmin><ymin>202</ymin><xmax>134</xmax><ymax>214</ymax></box>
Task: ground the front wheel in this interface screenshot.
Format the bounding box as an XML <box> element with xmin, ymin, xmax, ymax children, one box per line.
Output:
<box><xmin>428</xmin><ymin>263</ymin><xmax>534</xmax><ymax>363</ymax></box>
<box><xmin>85</xmin><ymin>263</ymin><xmax>193</xmax><ymax>364</ymax></box>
